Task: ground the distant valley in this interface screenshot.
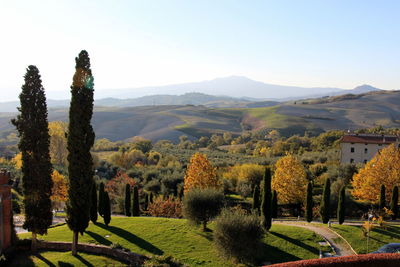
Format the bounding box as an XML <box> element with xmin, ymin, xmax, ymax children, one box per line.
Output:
<box><xmin>1</xmin><ymin>90</ymin><xmax>400</xmax><ymax>143</ymax></box>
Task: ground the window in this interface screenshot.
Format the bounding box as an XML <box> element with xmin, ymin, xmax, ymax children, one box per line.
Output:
<box><xmin>378</xmin><ymin>144</ymin><xmax>382</xmax><ymax>147</ymax></box>
<box><xmin>350</xmin><ymin>158</ymin><xmax>354</xmax><ymax>163</ymax></box>
<box><xmin>351</xmin><ymin>147</ymin><xmax>355</xmax><ymax>153</ymax></box>
<box><xmin>364</xmin><ymin>148</ymin><xmax>368</xmax><ymax>154</ymax></box>
<box><xmin>363</xmin><ymin>159</ymin><xmax>367</xmax><ymax>164</ymax></box>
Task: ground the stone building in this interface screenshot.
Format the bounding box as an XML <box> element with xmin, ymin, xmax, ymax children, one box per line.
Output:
<box><xmin>340</xmin><ymin>134</ymin><xmax>399</xmax><ymax>164</ymax></box>
<box><xmin>0</xmin><ymin>170</ymin><xmax>12</xmax><ymax>253</ymax></box>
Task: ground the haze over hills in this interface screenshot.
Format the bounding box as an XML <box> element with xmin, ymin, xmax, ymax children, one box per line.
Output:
<box><xmin>1</xmin><ymin>89</ymin><xmax>399</xmax><ymax>143</ymax></box>
<box><xmin>0</xmin><ymin>76</ymin><xmax>383</xmax><ymax>112</ymax></box>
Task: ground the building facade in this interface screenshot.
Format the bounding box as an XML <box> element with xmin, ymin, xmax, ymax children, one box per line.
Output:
<box><xmin>340</xmin><ymin>134</ymin><xmax>399</xmax><ymax>164</ymax></box>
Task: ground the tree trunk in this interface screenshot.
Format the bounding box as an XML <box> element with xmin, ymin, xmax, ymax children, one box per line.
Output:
<box><xmin>202</xmin><ymin>221</ymin><xmax>207</xmax><ymax>232</ymax></box>
<box><xmin>72</xmin><ymin>231</ymin><xmax>78</xmax><ymax>255</ymax></box>
<box><xmin>31</xmin><ymin>232</ymin><xmax>37</xmax><ymax>253</ymax></box>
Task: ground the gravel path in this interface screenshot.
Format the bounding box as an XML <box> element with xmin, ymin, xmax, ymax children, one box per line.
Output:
<box><xmin>274</xmin><ymin>221</ymin><xmax>356</xmax><ymax>256</ymax></box>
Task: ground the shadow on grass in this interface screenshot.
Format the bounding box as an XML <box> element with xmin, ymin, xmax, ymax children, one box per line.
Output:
<box><xmin>196</xmin><ymin>231</ymin><xmax>214</xmax><ymax>241</ymax></box>
<box><xmin>257</xmin><ymin>243</ymin><xmax>301</xmax><ymax>264</ymax></box>
<box><xmin>36</xmin><ymin>254</ymin><xmax>56</xmax><ymax>267</ymax></box>
<box><xmin>85</xmin><ymin>230</ymin><xmax>112</xmax><ymax>246</ymax></box>
<box><xmin>96</xmin><ymin>222</ymin><xmax>163</xmax><ymax>255</ymax></box>
<box><xmin>74</xmin><ymin>254</ymin><xmax>94</xmax><ymax>267</ymax></box>
<box><xmin>373</xmin><ymin>226</ymin><xmax>400</xmax><ymax>239</ymax></box>
<box><xmin>270</xmin><ymin>231</ymin><xmax>319</xmax><ymax>255</ymax></box>
<box><xmin>58</xmin><ymin>262</ymin><xmax>74</xmax><ymax>267</ymax></box>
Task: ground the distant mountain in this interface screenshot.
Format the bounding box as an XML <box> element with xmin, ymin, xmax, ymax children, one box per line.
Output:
<box><xmin>0</xmin><ymin>76</ymin><xmax>383</xmax><ymax>112</ymax></box>
<box><xmin>94</xmin><ymin>76</ymin><xmax>360</xmax><ymax>99</ymax></box>
<box><xmin>0</xmin><ymin>90</ymin><xmax>398</xmax><ymax>143</ymax></box>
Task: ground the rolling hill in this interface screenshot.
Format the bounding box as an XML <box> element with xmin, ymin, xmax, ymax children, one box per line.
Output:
<box><xmin>1</xmin><ymin>90</ymin><xmax>399</xmax><ymax>142</ymax></box>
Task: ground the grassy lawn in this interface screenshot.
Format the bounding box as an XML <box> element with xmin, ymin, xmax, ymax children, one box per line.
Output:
<box><xmin>329</xmin><ymin>224</ymin><xmax>400</xmax><ymax>254</ymax></box>
<box><xmin>8</xmin><ymin>250</ymin><xmax>124</xmax><ymax>267</ymax></box>
<box><xmin>19</xmin><ymin>217</ymin><xmax>327</xmax><ymax>266</ymax></box>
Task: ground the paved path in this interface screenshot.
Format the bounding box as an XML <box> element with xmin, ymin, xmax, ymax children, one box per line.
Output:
<box><xmin>274</xmin><ymin>221</ymin><xmax>356</xmax><ymax>256</ymax></box>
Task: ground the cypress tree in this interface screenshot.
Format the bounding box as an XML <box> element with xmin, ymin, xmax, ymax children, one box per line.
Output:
<box><xmin>337</xmin><ymin>186</ymin><xmax>345</xmax><ymax>224</ymax></box>
<box><xmin>252</xmin><ymin>185</ymin><xmax>260</xmax><ymax>214</ymax></box>
<box><xmin>90</xmin><ymin>182</ymin><xmax>98</xmax><ymax>223</ymax></box>
<box><xmin>178</xmin><ymin>186</ymin><xmax>184</xmax><ymax>201</ymax></box>
<box><xmin>103</xmin><ymin>191</ymin><xmax>111</xmax><ymax>226</ymax></box>
<box><xmin>261</xmin><ymin>167</ymin><xmax>272</xmax><ymax>231</ymax></box>
<box><xmin>320</xmin><ymin>178</ymin><xmax>331</xmax><ymax>224</ymax></box>
<box><xmin>272</xmin><ymin>190</ymin><xmax>278</xmax><ymax>218</ymax></box>
<box><xmin>12</xmin><ymin>65</ymin><xmax>53</xmax><ymax>252</ymax></box>
<box><xmin>379</xmin><ymin>184</ymin><xmax>386</xmax><ymax>210</ymax></box>
<box><xmin>125</xmin><ymin>184</ymin><xmax>131</xmax><ymax>216</ymax></box>
<box><xmin>305</xmin><ymin>182</ymin><xmax>313</xmax><ymax>223</ymax></box>
<box><xmin>144</xmin><ymin>193</ymin><xmax>149</xmax><ymax>210</ymax></box>
<box><xmin>132</xmin><ymin>186</ymin><xmax>140</xmax><ymax>216</ymax></box>
<box><xmin>98</xmin><ymin>182</ymin><xmax>105</xmax><ymax>217</ymax></box>
<box><xmin>66</xmin><ymin>50</ymin><xmax>95</xmax><ymax>255</ymax></box>
<box><xmin>390</xmin><ymin>186</ymin><xmax>399</xmax><ymax>220</ymax></box>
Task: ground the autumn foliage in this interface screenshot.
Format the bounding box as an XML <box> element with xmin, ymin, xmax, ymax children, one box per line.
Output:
<box><xmin>51</xmin><ymin>170</ymin><xmax>68</xmax><ymax>204</ymax></box>
<box><xmin>184</xmin><ymin>153</ymin><xmax>220</xmax><ymax>192</ymax></box>
<box><xmin>352</xmin><ymin>144</ymin><xmax>400</xmax><ymax>203</ymax></box>
<box><xmin>106</xmin><ymin>171</ymin><xmax>136</xmax><ymax>199</ymax></box>
<box><xmin>148</xmin><ymin>196</ymin><xmax>183</xmax><ymax>218</ymax></box>
<box><xmin>272</xmin><ymin>154</ymin><xmax>307</xmax><ymax>204</ymax></box>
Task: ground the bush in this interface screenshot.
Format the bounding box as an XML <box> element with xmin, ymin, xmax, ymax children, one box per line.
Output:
<box><xmin>214</xmin><ymin>209</ymin><xmax>264</xmax><ymax>264</ymax></box>
<box><xmin>148</xmin><ymin>196</ymin><xmax>183</xmax><ymax>218</ymax></box>
<box><xmin>183</xmin><ymin>189</ymin><xmax>224</xmax><ymax>231</ymax></box>
<box><xmin>144</xmin><ymin>255</ymin><xmax>188</xmax><ymax>267</ymax></box>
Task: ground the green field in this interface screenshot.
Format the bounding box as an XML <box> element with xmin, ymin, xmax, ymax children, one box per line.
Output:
<box><xmin>18</xmin><ymin>217</ymin><xmax>327</xmax><ymax>266</ymax></box>
<box><xmin>329</xmin><ymin>224</ymin><xmax>400</xmax><ymax>254</ymax></box>
<box><xmin>8</xmin><ymin>251</ymin><xmax>124</xmax><ymax>267</ymax></box>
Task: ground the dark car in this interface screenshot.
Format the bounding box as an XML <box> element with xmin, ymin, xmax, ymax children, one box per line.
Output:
<box><xmin>371</xmin><ymin>243</ymin><xmax>400</xmax><ymax>254</ymax></box>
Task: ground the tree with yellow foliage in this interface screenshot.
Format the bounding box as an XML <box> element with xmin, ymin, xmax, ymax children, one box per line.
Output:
<box><xmin>352</xmin><ymin>144</ymin><xmax>400</xmax><ymax>203</ymax></box>
<box><xmin>49</xmin><ymin>121</ymin><xmax>68</xmax><ymax>166</ymax></box>
<box><xmin>12</xmin><ymin>153</ymin><xmax>23</xmax><ymax>169</ymax></box>
<box><xmin>222</xmin><ymin>163</ymin><xmax>264</xmax><ymax>188</ymax></box>
<box><xmin>272</xmin><ymin>154</ymin><xmax>307</xmax><ymax>204</ymax></box>
<box><xmin>51</xmin><ymin>170</ymin><xmax>68</xmax><ymax>211</ymax></box>
<box><xmin>184</xmin><ymin>153</ymin><xmax>220</xmax><ymax>192</ymax></box>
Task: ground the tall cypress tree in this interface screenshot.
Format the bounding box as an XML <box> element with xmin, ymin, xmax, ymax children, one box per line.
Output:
<box><xmin>103</xmin><ymin>191</ymin><xmax>111</xmax><ymax>226</ymax></box>
<box><xmin>98</xmin><ymin>182</ymin><xmax>105</xmax><ymax>217</ymax></box>
<box><xmin>66</xmin><ymin>50</ymin><xmax>95</xmax><ymax>255</ymax></box>
<box><xmin>337</xmin><ymin>186</ymin><xmax>346</xmax><ymax>224</ymax></box>
<box><xmin>305</xmin><ymin>181</ymin><xmax>313</xmax><ymax>223</ymax></box>
<box><xmin>12</xmin><ymin>65</ymin><xmax>53</xmax><ymax>252</ymax></box>
<box><xmin>320</xmin><ymin>178</ymin><xmax>331</xmax><ymax>224</ymax></box>
<box><xmin>390</xmin><ymin>186</ymin><xmax>399</xmax><ymax>220</ymax></box>
<box><xmin>272</xmin><ymin>190</ymin><xmax>278</xmax><ymax>218</ymax></box>
<box><xmin>261</xmin><ymin>167</ymin><xmax>272</xmax><ymax>231</ymax></box>
<box><xmin>125</xmin><ymin>184</ymin><xmax>131</xmax><ymax>216</ymax></box>
<box><xmin>132</xmin><ymin>186</ymin><xmax>140</xmax><ymax>216</ymax></box>
<box><xmin>252</xmin><ymin>185</ymin><xmax>260</xmax><ymax>214</ymax></box>
<box><xmin>90</xmin><ymin>182</ymin><xmax>98</xmax><ymax>223</ymax></box>
<box><xmin>379</xmin><ymin>184</ymin><xmax>386</xmax><ymax>210</ymax></box>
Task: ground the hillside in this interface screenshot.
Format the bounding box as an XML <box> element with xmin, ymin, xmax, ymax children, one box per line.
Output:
<box><xmin>1</xmin><ymin>90</ymin><xmax>399</xmax><ymax>142</ymax></box>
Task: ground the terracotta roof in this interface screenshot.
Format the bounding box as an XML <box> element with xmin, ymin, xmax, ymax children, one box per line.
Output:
<box><xmin>341</xmin><ymin>134</ymin><xmax>398</xmax><ymax>144</ymax></box>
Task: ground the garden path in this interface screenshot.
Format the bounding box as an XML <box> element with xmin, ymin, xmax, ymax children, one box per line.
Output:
<box><xmin>274</xmin><ymin>221</ymin><xmax>356</xmax><ymax>256</ymax></box>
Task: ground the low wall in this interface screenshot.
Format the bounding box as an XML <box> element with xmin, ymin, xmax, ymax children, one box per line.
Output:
<box><xmin>36</xmin><ymin>241</ymin><xmax>148</xmax><ymax>265</ymax></box>
<box><xmin>270</xmin><ymin>253</ymin><xmax>400</xmax><ymax>267</ymax></box>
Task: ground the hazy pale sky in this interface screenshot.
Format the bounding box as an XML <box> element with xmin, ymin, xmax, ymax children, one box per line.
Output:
<box><xmin>1</xmin><ymin>0</ymin><xmax>399</xmax><ymax>100</ymax></box>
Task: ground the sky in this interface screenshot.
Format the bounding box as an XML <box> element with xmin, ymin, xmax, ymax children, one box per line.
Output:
<box><xmin>1</xmin><ymin>0</ymin><xmax>399</xmax><ymax>100</ymax></box>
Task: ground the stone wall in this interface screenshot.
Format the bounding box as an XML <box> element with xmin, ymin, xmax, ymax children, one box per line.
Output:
<box><xmin>37</xmin><ymin>241</ymin><xmax>147</xmax><ymax>265</ymax></box>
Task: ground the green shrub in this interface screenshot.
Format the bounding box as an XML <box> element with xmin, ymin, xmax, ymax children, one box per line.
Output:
<box><xmin>144</xmin><ymin>255</ymin><xmax>188</xmax><ymax>267</ymax></box>
<box><xmin>183</xmin><ymin>189</ymin><xmax>224</xmax><ymax>231</ymax></box>
<box><xmin>214</xmin><ymin>209</ymin><xmax>264</xmax><ymax>264</ymax></box>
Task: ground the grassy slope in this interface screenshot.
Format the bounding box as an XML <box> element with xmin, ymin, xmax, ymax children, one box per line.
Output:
<box><xmin>329</xmin><ymin>224</ymin><xmax>400</xmax><ymax>254</ymax></box>
<box><xmin>19</xmin><ymin>217</ymin><xmax>326</xmax><ymax>266</ymax></box>
<box><xmin>8</xmin><ymin>251</ymin><xmax>123</xmax><ymax>267</ymax></box>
